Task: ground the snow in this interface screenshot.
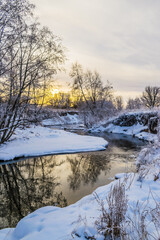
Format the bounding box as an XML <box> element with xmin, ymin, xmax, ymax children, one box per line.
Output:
<box><xmin>92</xmin><ymin>123</ymin><xmax>157</xmax><ymax>141</ymax></box>
<box><xmin>91</xmin><ymin>110</ymin><xmax>159</xmax><ymax>142</ymax></box>
<box><xmin>104</xmin><ymin>123</ymin><xmax>157</xmax><ymax>141</ymax></box>
<box><xmin>0</xmin><ymin>110</ymin><xmax>159</xmax><ymax>239</ymax></box>
<box><xmin>1</xmin><ymin>142</ymin><xmax>160</xmax><ymax>239</ymax></box>
<box><xmin>0</xmin><ymin>228</ymin><xmax>14</xmax><ymax>239</ymax></box>
<box><xmin>114</xmin><ymin>172</ymin><xmax>131</xmax><ymax>179</ymax></box>
<box><xmin>0</xmin><ymin>125</ymin><xmax>108</xmax><ymax>161</ymax></box>
<box><xmin>42</xmin><ymin>113</ymin><xmax>82</xmax><ymax>126</ymax></box>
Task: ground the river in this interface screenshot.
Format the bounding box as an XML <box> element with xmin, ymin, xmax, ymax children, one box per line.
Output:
<box><xmin>0</xmin><ymin>130</ymin><xmax>146</xmax><ymax>229</ymax></box>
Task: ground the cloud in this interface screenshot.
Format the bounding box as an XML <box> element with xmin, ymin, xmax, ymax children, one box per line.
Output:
<box><xmin>31</xmin><ymin>0</ymin><xmax>160</xmax><ymax>98</ymax></box>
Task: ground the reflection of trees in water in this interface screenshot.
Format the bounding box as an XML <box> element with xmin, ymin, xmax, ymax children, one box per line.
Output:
<box><xmin>0</xmin><ymin>156</ymin><xmax>67</xmax><ymax>228</ymax></box>
<box><xmin>107</xmin><ymin>137</ymin><xmax>143</xmax><ymax>150</ymax></box>
<box><xmin>92</xmin><ymin>132</ymin><xmax>145</xmax><ymax>150</ymax></box>
<box><xmin>67</xmin><ymin>153</ymin><xmax>111</xmax><ymax>190</ymax></box>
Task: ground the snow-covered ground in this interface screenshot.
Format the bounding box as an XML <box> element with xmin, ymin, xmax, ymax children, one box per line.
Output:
<box><xmin>94</xmin><ymin>123</ymin><xmax>158</xmax><ymax>141</ymax></box>
<box><xmin>0</xmin><ymin>125</ymin><xmax>108</xmax><ymax>161</ymax></box>
<box><xmin>42</xmin><ymin>111</ymin><xmax>159</xmax><ymax>142</ymax></box>
<box><xmin>91</xmin><ymin>111</ymin><xmax>159</xmax><ymax>142</ymax></box>
<box><xmin>0</xmin><ymin>111</ymin><xmax>159</xmax><ymax>239</ymax></box>
<box><xmin>42</xmin><ymin>113</ymin><xmax>83</xmax><ymax>126</ymax></box>
<box><xmin>0</xmin><ymin>141</ymin><xmax>160</xmax><ymax>240</ymax></box>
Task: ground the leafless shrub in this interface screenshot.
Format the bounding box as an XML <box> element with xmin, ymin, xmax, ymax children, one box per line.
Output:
<box><xmin>95</xmin><ymin>181</ymin><xmax>128</xmax><ymax>239</ymax></box>
<box><xmin>150</xmin><ymin>194</ymin><xmax>160</xmax><ymax>239</ymax></box>
<box><xmin>136</xmin><ymin>146</ymin><xmax>152</xmax><ymax>170</ymax></box>
<box><xmin>137</xmin><ymin>166</ymin><xmax>150</xmax><ymax>183</ymax></box>
<box><xmin>126</xmin><ymin>201</ymin><xmax>150</xmax><ymax>240</ymax></box>
<box><xmin>136</xmin><ymin>128</ymin><xmax>160</xmax><ymax>182</ymax></box>
<box><xmin>157</xmin><ymin>114</ymin><xmax>160</xmax><ymax>142</ymax></box>
<box><xmin>126</xmin><ymin>194</ymin><xmax>160</xmax><ymax>240</ymax></box>
<box><xmin>126</xmin><ymin>97</ymin><xmax>143</xmax><ymax>110</ymax></box>
<box><xmin>71</xmin><ymin>186</ymin><xmax>160</xmax><ymax>240</ymax></box>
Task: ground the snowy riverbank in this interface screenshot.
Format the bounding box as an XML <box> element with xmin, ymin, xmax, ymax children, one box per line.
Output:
<box><xmin>90</xmin><ymin>111</ymin><xmax>159</xmax><ymax>142</ymax></box>
<box><xmin>0</xmin><ymin>141</ymin><xmax>160</xmax><ymax>239</ymax></box>
<box><xmin>0</xmin><ymin>125</ymin><xmax>108</xmax><ymax>161</ymax></box>
<box><xmin>92</xmin><ymin>123</ymin><xmax>158</xmax><ymax>141</ymax></box>
<box><xmin>42</xmin><ymin>112</ymin><xmax>82</xmax><ymax>127</ymax></box>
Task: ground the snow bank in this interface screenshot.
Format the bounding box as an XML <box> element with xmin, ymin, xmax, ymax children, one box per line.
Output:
<box><xmin>1</xmin><ymin>170</ymin><xmax>159</xmax><ymax>239</ymax></box>
<box><xmin>91</xmin><ymin>111</ymin><xmax>159</xmax><ymax>141</ymax></box>
<box><xmin>115</xmin><ymin>172</ymin><xmax>131</xmax><ymax>179</ymax></box>
<box><xmin>1</xmin><ymin>143</ymin><xmax>160</xmax><ymax>240</ymax></box>
<box><xmin>103</xmin><ymin>123</ymin><xmax>157</xmax><ymax>141</ymax></box>
<box><xmin>0</xmin><ymin>228</ymin><xmax>14</xmax><ymax>239</ymax></box>
<box><xmin>0</xmin><ymin>126</ymin><xmax>108</xmax><ymax>161</ymax></box>
<box><xmin>42</xmin><ymin>113</ymin><xmax>82</xmax><ymax>126</ymax></box>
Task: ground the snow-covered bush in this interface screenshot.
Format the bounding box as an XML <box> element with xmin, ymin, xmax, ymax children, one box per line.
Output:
<box><xmin>112</xmin><ymin>112</ymin><xmax>158</xmax><ymax>131</ymax></box>
<box><xmin>136</xmin><ymin>133</ymin><xmax>160</xmax><ymax>182</ymax></box>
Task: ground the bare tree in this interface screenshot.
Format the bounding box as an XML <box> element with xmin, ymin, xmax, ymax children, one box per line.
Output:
<box><xmin>114</xmin><ymin>96</ymin><xmax>123</xmax><ymax>112</ymax></box>
<box><xmin>0</xmin><ymin>0</ymin><xmax>34</xmax><ymax>77</ymax></box>
<box><xmin>70</xmin><ymin>63</ymin><xmax>94</xmax><ymax>114</ymax></box>
<box><xmin>0</xmin><ymin>0</ymin><xmax>65</xmax><ymax>144</ymax></box>
<box><xmin>50</xmin><ymin>92</ymin><xmax>71</xmax><ymax>109</ymax></box>
<box><xmin>126</xmin><ymin>97</ymin><xmax>142</xmax><ymax>110</ymax></box>
<box><xmin>70</xmin><ymin>63</ymin><xmax>114</xmax><ymax>126</ymax></box>
<box><xmin>141</xmin><ymin>86</ymin><xmax>160</xmax><ymax>108</ymax></box>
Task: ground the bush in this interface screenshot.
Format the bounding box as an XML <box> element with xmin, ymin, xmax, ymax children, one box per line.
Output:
<box><xmin>95</xmin><ymin>181</ymin><xmax>128</xmax><ymax>239</ymax></box>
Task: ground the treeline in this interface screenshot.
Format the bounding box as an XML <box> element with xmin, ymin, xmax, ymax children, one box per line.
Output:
<box><xmin>126</xmin><ymin>86</ymin><xmax>160</xmax><ymax>109</ymax></box>
<box><xmin>48</xmin><ymin>63</ymin><xmax>160</xmax><ymax>127</ymax></box>
<box><xmin>48</xmin><ymin>63</ymin><xmax>160</xmax><ymax>113</ymax></box>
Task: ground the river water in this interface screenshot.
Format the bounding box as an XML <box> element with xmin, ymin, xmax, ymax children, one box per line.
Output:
<box><xmin>0</xmin><ymin>131</ymin><xmax>146</xmax><ymax>229</ymax></box>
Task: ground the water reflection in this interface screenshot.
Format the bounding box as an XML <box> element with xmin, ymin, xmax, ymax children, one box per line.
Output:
<box><xmin>0</xmin><ymin>133</ymin><xmax>146</xmax><ymax>229</ymax></box>
<box><xmin>91</xmin><ymin>132</ymin><xmax>146</xmax><ymax>150</ymax></box>
<box><xmin>67</xmin><ymin>154</ymin><xmax>110</xmax><ymax>190</ymax></box>
<box><xmin>0</xmin><ymin>157</ymin><xmax>67</xmax><ymax>228</ymax></box>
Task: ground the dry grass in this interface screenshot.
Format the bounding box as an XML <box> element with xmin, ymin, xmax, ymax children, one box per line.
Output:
<box><xmin>95</xmin><ymin>181</ymin><xmax>128</xmax><ymax>239</ymax></box>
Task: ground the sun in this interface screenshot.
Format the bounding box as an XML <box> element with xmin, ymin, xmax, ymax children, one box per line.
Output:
<box><xmin>51</xmin><ymin>88</ymin><xmax>59</xmax><ymax>97</ymax></box>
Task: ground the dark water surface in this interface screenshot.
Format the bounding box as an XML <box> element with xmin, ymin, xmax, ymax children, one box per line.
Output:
<box><xmin>0</xmin><ymin>132</ymin><xmax>146</xmax><ymax>229</ymax></box>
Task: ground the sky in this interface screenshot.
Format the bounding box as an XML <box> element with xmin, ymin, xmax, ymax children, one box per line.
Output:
<box><xmin>31</xmin><ymin>0</ymin><xmax>160</xmax><ymax>101</ymax></box>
